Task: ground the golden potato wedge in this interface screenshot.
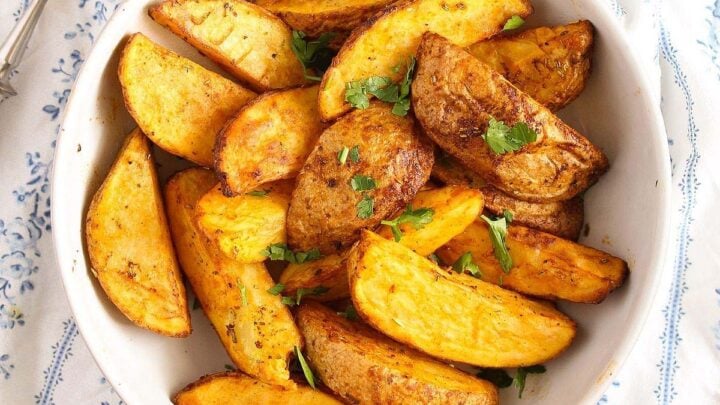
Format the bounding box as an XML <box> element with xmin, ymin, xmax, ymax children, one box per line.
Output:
<box><xmin>280</xmin><ymin>253</ymin><xmax>349</xmax><ymax>302</ymax></box>
<box><xmin>348</xmin><ymin>231</ymin><xmax>576</xmax><ymax>367</ymax></box>
<box><xmin>468</xmin><ymin>21</ymin><xmax>594</xmax><ymax>112</ymax></box>
<box><xmin>195</xmin><ymin>180</ymin><xmax>292</xmax><ymax>263</ymax></box>
<box><xmin>317</xmin><ymin>0</ymin><xmax>532</xmax><ymax>120</ymax></box>
<box><xmin>85</xmin><ymin>129</ymin><xmax>190</xmax><ymax>337</ymax></box>
<box><xmin>432</xmin><ymin>154</ymin><xmax>585</xmax><ymax>240</ymax></box>
<box><xmin>413</xmin><ymin>33</ymin><xmax>608</xmax><ymax>202</ymax></box>
<box><xmin>437</xmin><ymin>221</ymin><xmax>628</xmax><ymax>303</ymax></box>
<box><xmin>118</xmin><ymin>33</ymin><xmax>255</xmax><ymax>166</ymax></box>
<box><xmin>174</xmin><ymin>371</ymin><xmax>342</xmax><ymax>405</ymax></box>
<box><xmin>298</xmin><ymin>302</ymin><xmax>498</xmax><ymax>404</ymax></box>
<box><xmin>215</xmin><ymin>86</ymin><xmax>325</xmax><ymax>196</ymax></box>
<box><xmin>287</xmin><ymin>102</ymin><xmax>433</xmax><ymax>254</ymax></box>
<box><xmin>149</xmin><ymin>0</ymin><xmax>304</xmax><ymax>91</ymax></box>
<box><xmin>377</xmin><ymin>185</ymin><xmax>484</xmax><ymax>256</ymax></box>
<box><xmin>165</xmin><ymin>168</ymin><xmax>301</xmax><ymax>387</ymax></box>
<box><xmin>254</xmin><ymin>0</ymin><xmax>393</xmax><ymax>37</ymax></box>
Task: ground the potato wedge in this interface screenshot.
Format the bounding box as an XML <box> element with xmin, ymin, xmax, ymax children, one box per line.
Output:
<box><xmin>432</xmin><ymin>154</ymin><xmax>584</xmax><ymax>240</ymax></box>
<box><xmin>437</xmin><ymin>221</ymin><xmax>628</xmax><ymax>303</ymax></box>
<box><xmin>348</xmin><ymin>231</ymin><xmax>576</xmax><ymax>367</ymax></box>
<box><xmin>287</xmin><ymin>102</ymin><xmax>433</xmax><ymax>254</ymax></box>
<box><xmin>119</xmin><ymin>33</ymin><xmax>255</xmax><ymax>166</ymax></box>
<box><xmin>413</xmin><ymin>33</ymin><xmax>608</xmax><ymax>202</ymax></box>
<box><xmin>317</xmin><ymin>0</ymin><xmax>532</xmax><ymax>120</ymax></box>
<box><xmin>255</xmin><ymin>0</ymin><xmax>393</xmax><ymax>37</ymax></box>
<box><xmin>149</xmin><ymin>0</ymin><xmax>304</xmax><ymax>91</ymax></box>
<box><xmin>215</xmin><ymin>86</ymin><xmax>325</xmax><ymax>196</ymax></box>
<box><xmin>280</xmin><ymin>253</ymin><xmax>349</xmax><ymax>302</ymax></box>
<box><xmin>298</xmin><ymin>302</ymin><xmax>498</xmax><ymax>404</ymax></box>
<box><xmin>377</xmin><ymin>185</ymin><xmax>484</xmax><ymax>256</ymax></box>
<box><xmin>174</xmin><ymin>371</ymin><xmax>342</xmax><ymax>405</ymax></box>
<box><xmin>85</xmin><ymin>129</ymin><xmax>190</xmax><ymax>337</ymax></box>
<box><xmin>468</xmin><ymin>21</ymin><xmax>594</xmax><ymax>112</ymax></box>
<box><xmin>165</xmin><ymin>168</ymin><xmax>301</xmax><ymax>387</ymax></box>
<box><xmin>195</xmin><ymin>180</ymin><xmax>292</xmax><ymax>263</ymax></box>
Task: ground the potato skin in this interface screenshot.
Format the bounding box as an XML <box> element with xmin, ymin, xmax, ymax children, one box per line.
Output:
<box><xmin>280</xmin><ymin>253</ymin><xmax>350</xmax><ymax>302</ymax></box>
<box><xmin>174</xmin><ymin>371</ymin><xmax>342</xmax><ymax>405</ymax></box>
<box><xmin>318</xmin><ymin>0</ymin><xmax>533</xmax><ymax>121</ymax></box>
<box><xmin>287</xmin><ymin>102</ymin><xmax>433</xmax><ymax>254</ymax></box>
<box><xmin>412</xmin><ymin>33</ymin><xmax>608</xmax><ymax>202</ymax></box>
<box><xmin>165</xmin><ymin>168</ymin><xmax>301</xmax><ymax>387</ymax></box>
<box><xmin>297</xmin><ymin>302</ymin><xmax>499</xmax><ymax>405</ymax></box>
<box><xmin>348</xmin><ymin>231</ymin><xmax>576</xmax><ymax>367</ymax></box>
<box><xmin>432</xmin><ymin>154</ymin><xmax>584</xmax><ymax>240</ymax></box>
<box><xmin>85</xmin><ymin>129</ymin><xmax>190</xmax><ymax>337</ymax></box>
<box><xmin>118</xmin><ymin>33</ymin><xmax>255</xmax><ymax>167</ymax></box>
<box><xmin>468</xmin><ymin>21</ymin><xmax>594</xmax><ymax>112</ymax></box>
<box><xmin>149</xmin><ymin>0</ymin><xmax>305</xmax><ymax>91</ymax></box>
<box><xmin>215</xmin><ymin>86</ymin><xmax>325</xmax><ymax>196</ymax></box>
<box><xmin>437</xmin><ymin>221</ymin><xmax>628</xmax><ymax>303</ymax></box>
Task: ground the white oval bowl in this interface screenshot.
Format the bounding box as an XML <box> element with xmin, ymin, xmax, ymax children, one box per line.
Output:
<box><xmin>52</xmin><ymin>1</ymin><xmax>672</xmax><ymax>404</ymax></box>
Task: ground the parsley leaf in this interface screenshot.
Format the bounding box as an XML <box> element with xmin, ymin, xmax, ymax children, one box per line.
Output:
<box><xmin>245</xmin><ymin>189</ymin><xmax>268</xmax><ymax>197</ymax></box>
<box><xmin>381</xmin><ymin>205</ymin><xmax>434</xmax><ymax>241</ymax></box>
<box><xmin>482</xmin><ymin>117</ymin><xmax>537</xmax><ymax>154</ymax></box>
<box><xmin>291</xmin><ymin>30</ymin><xmax>337</xmax><ymax>81</ymax></box>
<box><xmin>452</xmin><ymin>252</ymin><xmax>481</xmax><ymax>277</ymax></box>
<box><xmin>350</xmin><ymin>174</ymin><xmax>376</xmax><ymax>191</ymax></box>
<box><xmin>338</xmin><ymin>146</ymin><xmax>349</xmax><ymax>165</ymax></box>
<box><xmin>503</xmin><ymin>209</ymin><xmax>514</xmax><ymax>223</ymax></box>
<box><xmin>294</xmin><ymin>346</ymin><xmax>316</xmax><ymax>389</ymax></box>
<box><xmin>477</xmin><ymin>368</ymin><xmax>513</xmax><ymax>388</ymax></box>
<box><xmin>337</xmin><ymin>304</ymin><xmax>358</xmax><ymax>320</ymax></box>
<box><xmin>238</xmin><ymin>282</ymin><xmax>247</xmax><ymax>306</ymax></box>
<box><xmin>481</xmin><ymin>215</ymin><xmax>513</xmax><ymax>273</ymax></box>
<box><xmin>267</xmin><ymin>283</ymin><xmax>285</xmax><ymax>296</ymax></box>
<box><xmin>262</xmin><ymin>243</ymin><xmax>322</xmax><ymax>264</ymax></box>
<box><xmin>503</xmin><ymin>15</ymin><xmax>525</xmax><ymax>31</ymax></box>
<box><xmin>281</xmin><ymin>296</ymin><xmax>296</xmax><ymax>306</ymax></box>
<box><xmin>349</xmin><ymin>145</ymin><xmax>360</xmax><ymax>163</ymax></box>
<box><xmin>344</xmin><ymin>57</ymin><xmax>416</xmax><ymax>116</ymax></box>
<box><xmin>514</xmin><ymin>365</ymin><xmax>546</xmax><ymax>398</ymax></box>
<box><xmin>281</xmin><ymin>286</ymin><xmax>329</xmax><ymax>307</ymax></box>
<box><xmin>357</xmin><ymin>194</ymin><xmax>374</xmax><ymax>219</ymax></box>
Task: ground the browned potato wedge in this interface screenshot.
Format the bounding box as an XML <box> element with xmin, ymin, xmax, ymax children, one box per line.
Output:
<box><xmin>298</xmin><ymin>302</ymin><xmax>499</xmax><ymax>404</ymax></box>
<box><xmin>85</xmin><ymin>129</ymin><xmax>190</xmax><ymax>337</ymax></box>
<box><xmin>468</xmin><ymin>21</ymin><xmax>594</xmax><ymax>112</ymax></box>
<box><xmin>280</xmin><ymin>253</ymin><xmax>349</xmax><ymax>302</ymax></box>
<box><xmin>412</xmin><ymin>33</ymin><xmax>608</xmax><ymax>202</ymax></box>
<box><xmin>287</xmin><ymin>102</ymin><xmax>433</xmax><ymax>254</ymax></box>
<box><xmin>437</xmin><ymin>221</ymin><xmax>628</xmax><ymax>303</ymax></box>
<box><xmin>165</xmin><ymin>168</ymin><xmax>301</xmax><ymax>387</ymax></box>
<box><xmin>118</xmin><ymin>33</ymin><xmax>255</xmax><ymax>166</ymax></box>
<box><xmin>317</xmin><ymin>0</ymin><xmax>533</xmax><ymax>121</ymax></box>
<box><xmin>348</xmin><ymin>231</ymin><xmax>576</xmax><ymax>367</ymax></box>
<box><xmin>254</xmin><ymin>0</ymin><xmax>393</xmax><ymax>37</ymax></box>
<box><xmin>215</xmin><ymin>86</ymin><xmax>325</xmax><ymax>196</ymax></box>
<box><xmin>149</xmin><ymin>0</ymin><xmax>305</xmax><ymax>91</ymax></box>
<box><xmin>195</xmin><ymin>180</ymin><xmax>292</xmax><ymax>263</ymax></box>
<box><xmin>432</xmin><ymin>154</ymin><xmax>584</xmax><ymax>240</ymax></box>
<box><xmin>174</xmin><ymin>371</ymin><xmax>342</xmax><ymax>405</ymax></box>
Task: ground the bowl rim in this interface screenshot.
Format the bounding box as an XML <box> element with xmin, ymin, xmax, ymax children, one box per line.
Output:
<box><xmin>50</xmin><ymin>1</ymin><xmax>673</xmax><ymax>404</ymax></box>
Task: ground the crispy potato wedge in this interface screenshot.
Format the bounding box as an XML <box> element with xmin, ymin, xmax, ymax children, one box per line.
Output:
<box><xmin>298</xmin><ymin>302</ymin><xmax>499</xmax><ymax>404</ymax></box>
<box><xmin>413</xmin><ymin>33</ymin><xmax>608</xmax><ymax>202</ymax></box>
<box><xmin>287</xmin><ymin>102</ymin><xmax>433</xmax><ymax>254</ymax></box>
<box><xmin>468</xmin><ymin>21</ymin><xmax>594</xmax><ymax>112</ymax></box>
<box><xmin>317</xmin><ymin>0</ymin><xmax>532</xmax><ymax>120</ymax></box>
<box><xmin>280</xmin><ymin>253</ymin><xmax>349</xmax><ymax>302</ymax></box>
<box><xmin>348</xmin><ymin>231</ymin><xmax>576</xmax><ymax>367</ymax></box>
<box><xmin>165</xmin><ymin>168</ymin><xmax>301</xmax><ymax>387</ymax></box>
<box><xmin>255</xmin><ymin>0</ymin><xmax>393</xmax><ymax>37</ymax></box>
<box><xmin>174</xmin><ymin>371</ymin><xmax>342</xmax><ymax>405</ymax></box>
<box><xmin>215</xmin><ymin>86</ymin><xmax>325</xmax><ymax>196</ymax></box>
<box><xmin>437</xmin><ymin>221</ymin><xmax>628</xmax><ymax>303</ymax></box>
<box><xmin>195</xmin><ymin>180</ymin><xmax>292</xmax><ymax>263</ymax></box>
<box><xmin>149</xmin><ymin>0</ymin><xmax>304</xmax><ymax>91</ymax></box>
<box><xmin>377</xmin><ymin>185</ymin><xmax>484</xmax><ymax>256</ymax></box>
<box><xmin>118</xmin><ymin>33</ymin><xmax>255</xmax><ymax>166</ymax></box>
<box><xmin>85</xmin><ymin>129</ymin><xmax>190</xmax><ymax>337</ymax></box>
<box><xmin>432</xmin><ymin>154</ymin><xmax>584</xmax><ymax>240</ymax></box>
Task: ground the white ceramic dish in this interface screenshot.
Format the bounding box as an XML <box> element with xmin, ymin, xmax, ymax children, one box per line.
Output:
<box><xmin>52</xmin><ymin>1</ymin><xmax>672</xmax><ymax>404</ymax></box>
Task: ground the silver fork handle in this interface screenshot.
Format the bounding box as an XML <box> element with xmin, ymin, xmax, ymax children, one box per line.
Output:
<box><xmin>0</xmin><ymin>0</ymin><xmax>48</xmax><ymax>97</ymax></box>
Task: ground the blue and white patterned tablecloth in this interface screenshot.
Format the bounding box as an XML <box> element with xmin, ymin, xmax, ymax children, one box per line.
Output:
<box><xmin>0</xmin><ymin>1</ymin><xmax>718</xmax><ymax>404</ymax></box>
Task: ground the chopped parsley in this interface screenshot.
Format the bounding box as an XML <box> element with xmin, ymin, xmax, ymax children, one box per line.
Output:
<box><xmin>337</xmin><ymin>304</ymin><xmax>358</xmax><ymax>320</ymax></box>
<box><xmin>356</xmin><ymin>194</ymin><xmax>374</xmax><ymax>219</ymax></box>
<box><xmin>348</xmin><ymin>145</ymin><xmax>360</xmax><ymax>163</ymax></box>
<box><xmin>344</xmin><ymin>56</ymin><xmax>416</xmax><ymax>116</ymax></box>
<box><xmin>503</xmin><ymin>15</ymin><xmax>525</xmax><ymax>31</ymax></box>
<box><xmin>350</xmin><ymin>174</ymin><xmax>376</xmax><ymax>191</ymax></box>
<box><xmin>338</xmin><ymin>146</ymin><xmax>349</xmax><ymax>165</ymax></box>
<box><xmin>294</xmin><ymin>346</ymin><xmax>316</xmax><ymax>389</ymax></box>
<box><xmin>452</xmin><ymin>252</ymin><xmax>481</xmax><ymax>278</ymax></box>
<box><xmin>290</xmin><ymin>31</ymin><xmax>337</xmax><ymax>81</ymax></box>
<box><xmin>481</xmin><ymin>214</ymin><xmax>513</xmax><ymax>273</ymax></box>
<box><xmin>514</xmin><ymin>365</ymin><xmax>546</xmax><ymax>398</ymax></box>
<box><xmin>340</xmin><ymin>145</ymin><xmax>360</xmax><ymax>165</ymax></box>
<box><xmin>503</xmin><ymin>209</ymin><xmax>514</xmax><ymax>223</ymax></box>
<box><xmin>262</xmin><ymin>243</ymin><xmax>322</xmax><ymax>264</ymax></box>
<box><xmin>482</xmin><ymin>117</ymin><xmax>537</xmax><ymax>154</ymax></box>
<box><xmin>281</xmin><ymin>286</ymin><xmax>329</xmax><ymax>307</ymax></box>
<box><xmin>245</xmin><ymin>189</ymin><xmax>268</xmax><ymax>197</ymax></box>
<box><xmin>267</xmin><ymin>283</ymin><xmax>285</xmax><ymax>296</ymax></box>
<box><xmin>381</xmin><ymin>205</ymin><xmax>434</xmax><ymax>241</ymax></box>
<box><xmin>238</xmin><ymin>280</ymin><xmax>247</xmax><ymax>306</ymax></box>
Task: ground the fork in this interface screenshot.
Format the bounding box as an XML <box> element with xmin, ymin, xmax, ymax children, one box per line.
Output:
<box><xmin>0</xmin><ymin>0</ymin><xmax>48</xmax><ymax>97</ymax></box>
